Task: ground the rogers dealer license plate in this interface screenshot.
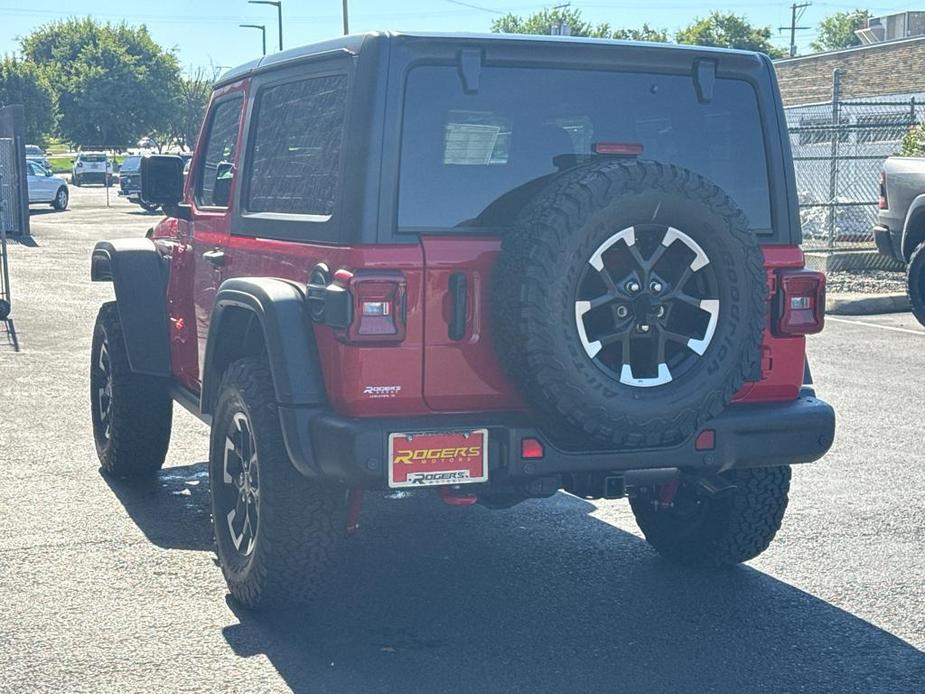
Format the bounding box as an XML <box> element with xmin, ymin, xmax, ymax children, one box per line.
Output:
<box><xmin>388</xmin><ymin>430</ymin><xmax>489</xmax><ymax>488</ymax></box>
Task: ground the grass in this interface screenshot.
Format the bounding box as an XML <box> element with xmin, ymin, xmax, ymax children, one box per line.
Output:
<box><xmin>47</xmin><ymin>154</ymin><xmax>127</xmax><ymax>174</ymax></box>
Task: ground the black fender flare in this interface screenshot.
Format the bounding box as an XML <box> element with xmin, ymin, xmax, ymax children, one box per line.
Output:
<box><xmin>90</xmin><ymin>238</ymin><xmax>171</xmax><ymax>376</ymax></box>
<box><xmin>201</xmin><ymin>277</ymin><xmax>328</xmax><ymax>414</ymax></box>
<box><xmin>902</xmin><ymin>194</ymin><xmax>925</xmax><ymax>260</ymax></box>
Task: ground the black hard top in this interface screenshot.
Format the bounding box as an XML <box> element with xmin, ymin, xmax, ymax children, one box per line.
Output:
<box><xmin>215</xmin><ymin>31</ymin><xmax>765</xmax><ymax>88</ymax></box>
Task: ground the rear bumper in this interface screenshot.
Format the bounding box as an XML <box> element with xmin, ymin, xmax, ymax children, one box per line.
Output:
<box><xmin>873</xmin><ymin>224</ymin><xmax>899</xmax><ymax>260</ymax></box>
<box><xmin>279</xmin><ymin>391</ymin><xmax>835</xmax><ymax>487</ymax></box>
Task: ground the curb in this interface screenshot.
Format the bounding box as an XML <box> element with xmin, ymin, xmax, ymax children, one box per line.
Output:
<box><xmin>826</xmin><ymin>293</ymin><xmax>910</xmax><ymax>316</ymax></box>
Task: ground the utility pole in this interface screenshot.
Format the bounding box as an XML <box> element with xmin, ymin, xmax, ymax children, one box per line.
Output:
<box><xmin>248</xmin><ymin>1</ymin><xmax>283</xmax><ymax>52</ymax></box>
<box><xmin>240</xmin><ymin>24</ymin><xmax>267</xmax><ymax>56</ymax></box>
<box><xmin>779</xmin><ymin>2</ymin><xmax>812</xmax><ymax>58</ymax></box>
<box><xmin>342</xmin><ymin>0</ymin><xmax>349</xmax><ymax>35</ymax></box>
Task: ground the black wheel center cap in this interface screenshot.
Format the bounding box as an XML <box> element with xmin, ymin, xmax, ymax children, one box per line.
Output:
<box><xmin>631</xmin><ymin>293</ymin><xmax>661</xmax><ymax>320</ymax></box>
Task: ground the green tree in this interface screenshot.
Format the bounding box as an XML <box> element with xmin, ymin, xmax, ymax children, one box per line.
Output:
<box><xmin>899</xmin><ymin>123</ymin><xmax>925</xmax><ymax>157</ymax></box>
<box><xmin>811</xmin><ymin>9</ymin><xmax>872</xmax><ymax>52</ymax></box>
<box><xmin>163</xmin><ymin>67</ymin><xmax>211</xmax><ymax>151</ymax></box>
<box><xmin>21</xmin><ymin>18</ymin><xmax>180</xmax><ymax>148</ymax></box>
<box><xmin>0</xmin><ymin>56</ymin><xmax>56</xmax><ymax>143</ymax></box>
<box><xmin>491</xmin><ymin>8</ymin><xmax>667</xmax><ymax>41</ymax></box>
<box><xmin>676</xmin><ymin>11</ymin><xmax>786</xmax><ymax>57</ymax></box>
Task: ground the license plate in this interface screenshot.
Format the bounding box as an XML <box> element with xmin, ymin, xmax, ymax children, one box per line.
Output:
<box><xmin>388</xmin><ymin>429</ymin><xmax>488</xmax><ymax>488</ymax></box>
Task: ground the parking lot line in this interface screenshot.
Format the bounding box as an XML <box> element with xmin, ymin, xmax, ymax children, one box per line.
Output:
<box><xmin>827</xmin><ymin>316</ymin><xmax>925</xmax><ymax>336</ymax></box>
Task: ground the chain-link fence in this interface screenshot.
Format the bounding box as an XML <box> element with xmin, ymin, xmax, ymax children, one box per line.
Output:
<box><xmin>785</xmin><ymin>72</ymin><xmax>925</xmax><ymax>249</ymax></box>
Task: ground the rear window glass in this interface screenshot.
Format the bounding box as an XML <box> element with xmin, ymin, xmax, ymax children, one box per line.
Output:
<box><xmin>398</xmin><ymin>66</ymin><xmax>772</xmax><ymax>232</ymax></box>
<box><xmin>120</xmin><ymin>156</ymin><xmax>141</xmax><ymax>172</ymax></box>
<box><xmin>81</xmin><ymin>154</ymin><xmax>108</xmax><ymax>162</ymax></box>
<box><xmin>246</xmin><ymin>74</ymin><xmax>348</xmax><ymax>216</ymax></box>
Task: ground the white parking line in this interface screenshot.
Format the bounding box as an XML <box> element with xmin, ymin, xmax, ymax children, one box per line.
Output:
<box><xmin>827</xmin><ymin>316</ymin><xmax>925</xmax><ymax>336</ymax></box>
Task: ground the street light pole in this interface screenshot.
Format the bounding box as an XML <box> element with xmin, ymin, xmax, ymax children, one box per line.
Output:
<box><xmin>248</xmin><ymin>0</ymin><xmax>283</xmax><ymax>52</ymax></box>
<box><xmin>342</xmin><ymin>0</ymin><xmax>349</xmax><ymax>35</ymax></box>
<box><xmin>240</xmin><ymin>24</ymin><xmax>267</xmax><ymax>56</ymax></box>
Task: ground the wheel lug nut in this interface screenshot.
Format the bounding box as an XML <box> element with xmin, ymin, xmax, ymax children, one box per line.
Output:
<box><xmin>638</xmin><ymin>324</ymin><xmax>651</xmax><ymax>333</ymax></box>
<box><xmin>626</xmin><ymin>281</ymin><xmax>640</xmax><ymax>293</ymax></box>
<box><xmin>616</xmin><ymin>305</ymin><xmax>629</xmax><ymax>318</ymax></box>
<box><xmin>656</xmin><ymin>306</ymin><xmax>666</xmax><ymax>318</ymax></box>
<box><xmin>650</xmin><ymin>281</ymin><xmax>663</xmax><ymax>293</ymax></box>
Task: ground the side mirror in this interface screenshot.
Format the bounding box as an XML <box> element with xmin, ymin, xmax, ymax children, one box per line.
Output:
<box><xmin>141</xmin><ymin>155</ymin><xmax>185</xmax><ymax>207</ymax></box>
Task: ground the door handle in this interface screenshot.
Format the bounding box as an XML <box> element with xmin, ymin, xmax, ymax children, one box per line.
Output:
<box><xmin>202</xmin><ymin>249</ymin><xmax>226</xmax><ymax>268</ymax></box>
<box><xmin>448</xmin><ymin>273</ymin><xmax>468</xmax><ymax>341</ymax></box>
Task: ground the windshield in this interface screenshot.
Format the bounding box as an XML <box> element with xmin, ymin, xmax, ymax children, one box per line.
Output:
<box><xmin>25</xmin><ymin>145</ymin><xmax>43</xmax><ymax>155</ymax></box>
<box><xmin>398</xmin><ymin>65</ymin><xmax>772</xmax><ymax>232</ymax></box>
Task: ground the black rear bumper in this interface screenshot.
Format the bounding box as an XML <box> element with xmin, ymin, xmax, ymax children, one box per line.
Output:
<box><xmin>278</xmin><ymin>391</ymin><xmax>835</xmax><ymax>488</ymax></box>
<box><xmin>873</xmin><ymin>224</ymin><xmax>899</xmax><ymax>260</ymax></box>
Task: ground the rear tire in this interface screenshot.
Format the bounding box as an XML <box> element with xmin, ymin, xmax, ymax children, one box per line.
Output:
<box><xmin>90</xmin><ymin>302</ymin><xmax>172</xmax><ymax>479</ymax></box>
<box><xmin>907</xmin><ymin>241</ymin><xmax>925</xmax><ymax>326</ymax></box>
<box><xmin>52</xmin><ymin>187</ymin><xmax>68</xmax><ymax>211</ymax></box>
<box><xmin>210</xmin><ymin>357</ymin><xmax>346</xmax><ymax>609</ymax></box>
<box><xmin>139</xmin><ymin>201</ymin><xmax>160</xmax><ymax>213</ymax></box>
<box><xmin>630</xmin><ymin>466</ymin><xmax>791</xmax><ymax>567</ymax></box>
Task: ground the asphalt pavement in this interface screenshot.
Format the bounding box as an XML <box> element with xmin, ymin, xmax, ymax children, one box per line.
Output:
<box><xmin>1</xmin><ymin>186</ymin><xmax>923</xmax><ymax>693</ymax></box>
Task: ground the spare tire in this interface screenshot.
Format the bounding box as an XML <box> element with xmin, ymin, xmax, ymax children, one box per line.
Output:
<box><xmin>493</xmin><ymin>160</ymin><xmax>766</xmax><ymax>449</ymax></box>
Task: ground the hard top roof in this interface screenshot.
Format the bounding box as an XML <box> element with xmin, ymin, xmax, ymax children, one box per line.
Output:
<box><xmin>215</xmin><ymin>30</ymin><xmax>764</xmax><ymax>88</ymax></box>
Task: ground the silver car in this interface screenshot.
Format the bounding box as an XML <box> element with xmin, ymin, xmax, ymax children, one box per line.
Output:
<box><xmin>27</xmin><ymin>160</ymin><xmax>69</xmax><ymax>211</ymax></box>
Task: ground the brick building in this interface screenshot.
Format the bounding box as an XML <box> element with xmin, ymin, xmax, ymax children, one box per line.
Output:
<box><xmin>775</xmin><ymin>36</ymin><xmax>925</xmax><ymax>106</ymax></box>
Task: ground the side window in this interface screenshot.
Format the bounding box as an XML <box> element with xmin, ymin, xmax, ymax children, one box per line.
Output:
<box><xmin>196</xmin><ymin>96</ymin><xmax>243</xmax><ymax>208</ymax></box>
<box><xmin>246</xmin><ymin>74</ymin><xmax>347</xmax><ymax>216</ymax></box>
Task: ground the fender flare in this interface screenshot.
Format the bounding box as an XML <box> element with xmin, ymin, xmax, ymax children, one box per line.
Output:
<box><xmin>200</xmin><ymin>277</ymin><xmax>328</xmax><ymax>416</ymax></box>
<box><xmin>902</xmin><ymin>194</ymin><xmax>925</xmax><ymax>260</ymax></box>
<box><xmin>90</xmin><ymin>238</ymin><xmax>171</xmax><ymax>376</ymax></box>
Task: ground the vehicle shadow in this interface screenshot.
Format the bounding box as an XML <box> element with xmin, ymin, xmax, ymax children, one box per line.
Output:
<box><xmin>28</xmin><ymin>208</ymin><xmax>64</xmax><ymax>217</ymax></box>
<box><xmin>101</xmin><ymin>462</ymin><xmax>213</xmax><ymax>552</ymax></box>
<box><xmin>108</xmin><ymin>472</ymin><xmax>925</xmax><ymax>692</ymax></box>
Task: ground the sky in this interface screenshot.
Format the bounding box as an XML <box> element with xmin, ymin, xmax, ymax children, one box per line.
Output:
<box><xmin>2</xmin><ymin>0</ymin><xmax>923</xmax><ymax>73</ymax></box>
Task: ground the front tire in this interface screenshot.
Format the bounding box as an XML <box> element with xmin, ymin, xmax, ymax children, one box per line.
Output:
<box><xmin>90</xmin><ymin>302</ymin><xmax>172</xmax><ymax>479</ymax></box>
<box><xmin>139</xmin><ymin>201</ymin><xmax>160</xmax><ymax>213</ymax></box>
<box><xmin>210</xmin><ymin>358</ymin><xmax>346</xmax><ymax>609</ymax></box>
<box><xmin>630</xmin><ymin>466</ymin><xmax>791</xmax><ymax>567</ymax></box>
<box><xmin>73</xmin><ymin>174</ymin><xmax>81</xmax><ymax>187</ymax></box>
<box><xmin>907</xmin><ymin>241</ymin><xmax>925</xmax><ymax>326</ymax></box>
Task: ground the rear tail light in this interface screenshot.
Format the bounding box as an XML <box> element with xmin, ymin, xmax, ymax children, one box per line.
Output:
<box><xmin>879</xmin><ymin>171</ymin><xmax>888</xmax><ymax>210</ymax></box>
<box><xmin>520</xmin><ymin>437</ymin><xmax>545</xmax><ymax>459</ymax></box>
<box><xmin>325</xmin><ymin>269</ymin><xmax>407</xmax><ymax>344</ymax></box>
<box><xmin>776</xmin><ymin>270</ymin><xmax>826</xmax><ymax>336</ymax></box>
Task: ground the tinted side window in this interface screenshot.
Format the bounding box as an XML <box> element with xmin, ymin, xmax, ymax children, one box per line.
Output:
<box><xmin>196</xmin><ymin>96</ymin><xmax>243</xmax><ymax>208</ymax></box>
<box><xmin>246</xmin><ymin>74</ymin><xmax>347</xmax><ymax>216</ymax></box>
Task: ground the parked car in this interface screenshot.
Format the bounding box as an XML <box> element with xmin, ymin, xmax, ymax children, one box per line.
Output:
<box><xmin>72</xmin><ymin>152</ymin><xmax>113</xmax><ymax>187</ymax></box>
<box><xmin>875</xmin><ymin>156</ymin><xmax>925</xmax><ymax>323</ymax></box>
<box><xmin>91</xmin><ymin>32</ymin><xmax>835</xmax><ymax>609</ymax></box>
<box><xmin>117</xmin><ymin>155</ymin><xmax>159</xmax><ymax>211</ymax></box>
<box><xmin>26</xmin><ymin>160</ymin><xmax>68</xmax><ymax>211</ymax></box>
<box><xmin>24</xmin><ymin>144</ymin><xmax>50</xmax><ymax>170</ymax></box>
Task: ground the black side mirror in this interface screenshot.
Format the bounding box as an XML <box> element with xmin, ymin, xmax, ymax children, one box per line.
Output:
<box><xmin>141</xmin><ymin>155</ymin><xmax>185</xmax><ymax>207</ymax></box>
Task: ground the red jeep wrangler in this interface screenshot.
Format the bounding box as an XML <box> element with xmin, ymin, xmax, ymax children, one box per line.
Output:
<box><xmin>90</xmin><ymin>32</ymin><xmax>835</xmax><ymax>608</ymax></box>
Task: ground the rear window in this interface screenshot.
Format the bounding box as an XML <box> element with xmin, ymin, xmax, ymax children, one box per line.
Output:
<box><xmin>398</xmin><ymin>66</ymin><xmax>772</xmax><ymax>232</ymax></box>
<box><xmin>120</xmin><ymin>156</ymin><xmax>141</xmax><ymax>172</ymax></box>
<box><xmin>81</xmin><ymin>154</ymin><xmax>108</xmax><ymax>163</ymax></box>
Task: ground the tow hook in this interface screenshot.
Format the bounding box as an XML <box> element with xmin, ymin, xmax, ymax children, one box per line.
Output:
<box><xmin>345</xmin><ymin>488</ymin><xmax>364</xmax><ymax>535</ymax></box>
<box><xmin>438</xmin><ymin>486</ymin><xmax>478</xmax><ymax>506</ymax></box>
<box><xmin>658</xmin><ymin>478</ymin><xmax>680</xmax><ymax>509</ymax></box>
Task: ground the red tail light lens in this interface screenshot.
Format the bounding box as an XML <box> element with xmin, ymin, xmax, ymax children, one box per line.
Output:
<box><xmin>879</xmin><ymin>171</ymin><xmax>888</xmax><ymax>210</ymax></box>
<box><xmin>521</xmin><ymin>437</ymin><xmax>545</xmax><ymax>459</ymax></box>
<box><xmin>342</xmin><ymin>270</ymin><xmax>407</xmax><ymax>344</ymax></box>
<box><xmin>776</xmin><ymin>270</ymin><xmax>825</xmax><ymax>336</ymax></box>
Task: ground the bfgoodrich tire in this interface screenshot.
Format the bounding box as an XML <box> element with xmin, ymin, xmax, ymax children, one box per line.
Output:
<box><xmin>493</xmin><ymin>161</ymin><xmax>766</xmax><ymax>448</ymax></box>
<box><xmin>90</xmin><ymin>302</ymin><xmax>172</xmax><ymax>478</ymax></box>
<box><xmin>630</xmin><ymin>466</ymin><xmax>792</xmax><ymax>567</ymax></box>
<box><xmin>210</xmin><ymin>358</ymin><xmax>346</xmax><ymax>609</ymax></box>
<box><xmin>907</xmin><ymin>241</ymin><xmax>925</xmax><ymax>326</ymax></box>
